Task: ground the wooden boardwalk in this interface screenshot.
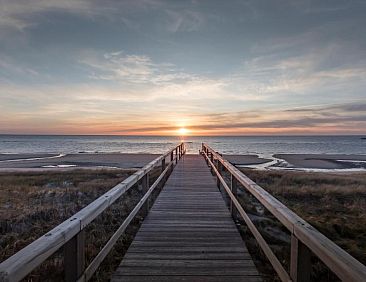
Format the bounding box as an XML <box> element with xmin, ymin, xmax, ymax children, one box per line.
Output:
<box><xmin>112</xmin><ymin>154</ymin><xmax>261</xmax><ymax>282</ymax></box>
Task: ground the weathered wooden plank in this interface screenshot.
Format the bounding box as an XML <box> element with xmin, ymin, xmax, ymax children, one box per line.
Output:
<box><xmin>122</xmin><ymin>246</ymin><xmax>248</xmax><ymax>253</ymax></box>
<box><xmin>123</xmin><ymin>252</ymin><xmax>253</xmax><ymax>260</ymax></box>
<box><xmin>130</xmin><ymin>241</ymin><xmax>245</xmax><ymax>248</ymax></box>
<box><xmin>114</xmin><ymin>267</ymin><xmax>259</xmax><ymax>276</ymax></box>
<box><xmin>119</xmin><ymin>259</ymin><xmax>256</xmax><ymax>267</ymax></box>
<box><xmin>112</xmin><ymin>276</ymin><xmax>262</xmax><ymax>282</ymax></box>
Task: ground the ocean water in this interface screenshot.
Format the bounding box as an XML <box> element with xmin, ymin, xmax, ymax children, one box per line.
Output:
<box><xmin>0</xmin><ymin>135</ymin><xmax>365</xmax><ymax>157</ymax></box>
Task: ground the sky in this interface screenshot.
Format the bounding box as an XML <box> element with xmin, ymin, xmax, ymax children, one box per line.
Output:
<box><xmin>0</xmin><ymin>0</ymin><xmax>366</xmax><ymax>135</ymax></box>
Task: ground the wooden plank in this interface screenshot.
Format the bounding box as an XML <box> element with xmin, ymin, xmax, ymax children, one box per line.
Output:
<box><xmin>114</xmin><ymin>267</ymin><xmax>259</xmax><ymax>276</ymax></box>
<box><xmin>112</xmin><ymin>276</ymin><xmax>262</xmax><ymax>282</ymax></box>
<box><xmin>123</xmin><ymin>252</ymin><xmax>253</xmax><ymax>260</ymax></box>
<box><xmin>112</xmin><ymin>154</ymin><xmax>261</xmax><ymax>282</ymax></box>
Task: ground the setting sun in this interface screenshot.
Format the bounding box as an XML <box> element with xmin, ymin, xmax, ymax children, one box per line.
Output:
<box><xmin>178</xmin><ymin>127</ymin><xmax>189</xmax><ymax>135</ymax></box>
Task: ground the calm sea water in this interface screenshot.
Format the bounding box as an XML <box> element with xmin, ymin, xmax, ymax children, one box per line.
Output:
<box><xmin>0</xmin><ymin>135</ymin><xmax>365</xmax><ymax>157</ymax></box>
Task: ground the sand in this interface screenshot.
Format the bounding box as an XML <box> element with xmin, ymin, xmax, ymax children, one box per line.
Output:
<box><xmin>0</xmin><ymin>153</ymin><xmax>272</xmax><ymax>171</ymax></box>
<box><xmin>274</xmin><ymin>154</ymin><xmax>366</xmax><ymax>169</ymax></box>
<box><xmin>0</xmin><ymin>153</ymin><xmax>160</xmax><ymax>170</ymax></box>
<box><xmin>223</xmin><ymin>154</ymin><xmax>272</xmax><ymax>165</ymax></box>
<box><xmin>1</xmin><ymin>153</ymin><xmax>365</xmax><ymax>171</ymax></box>
<box><xmin>0</xmin><ymin>154</ymin><xmax>56</xmax><ymax>161</ymax></box>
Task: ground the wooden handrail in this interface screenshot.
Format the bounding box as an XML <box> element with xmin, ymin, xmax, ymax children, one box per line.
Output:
<box><xmin>202</xmin><ymin>143</ymin><xmax>366</xmax><ymax>282</ymax></box>
<box><xmin>201</xmin><ymin>149</ymin><xmax>291</xmax><ymax>281</ymax></box>
<box><xmin>0</xmin><ymin>143</ymin><xmax>185</xmax><ymax>282</ymax></box>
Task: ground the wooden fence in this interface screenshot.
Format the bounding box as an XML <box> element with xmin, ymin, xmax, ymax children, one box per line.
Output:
<box><xmin>0</xmin><ymin>143</ymin><xmax>185</xmax><ymax>282</ymax></box>
<box><xmin>201</xmin><ymin>143</ymin><xmax>366</xmax><ymax>282</ymax></box>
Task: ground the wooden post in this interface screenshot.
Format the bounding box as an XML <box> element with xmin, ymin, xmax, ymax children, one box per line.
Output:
<box><xmin>230</xmin><ymin>174</ymin><xmax>238</xmax><ymax>220</ymax></box>
<box><xmin>210</xmin><ymin>153</ymin><xmax>214</xmax><ymax>174</ymax></box>
<box><xmin>141</xmin><ymin>174</ymin><xmax>149</xmax><ymax>215</ymax></box>
<box><xmin>216</xmin><ymin>161</ymin><xmax>222</xmax><ymax>189</ymax></box>
<box><xmin>170</xmin><ymin>151</ymin><xmax>173</xmax><ymax>162</ymax></box>
<box><xmin>175</xmin><ymin>148</ymin><xmax>178</xmax><ymax>164</ymax></box>
<box><xmin>290</xmin><ymin>234</ymin><xmax>312</xmax><ymax>282</ymax></box>
<box><xmin>64</xmin><ymin>230</ymin><xmax>85</xmax><ymax>282</ymax></box>
<box><xmin>162</xmin><ymin>158</ymin><xmax>166</xmax><ymax>172</ymax></box>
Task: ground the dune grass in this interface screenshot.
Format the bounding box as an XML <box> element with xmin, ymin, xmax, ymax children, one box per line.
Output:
<box><xmin>0</xmin><ymin>169</ymin><xmax>153</xmax><ymax>281</ymax></box>
<box><xmin>237</xmin><ymin>169</ymin><xmax>366</xmax><ymax>281</ymax></box>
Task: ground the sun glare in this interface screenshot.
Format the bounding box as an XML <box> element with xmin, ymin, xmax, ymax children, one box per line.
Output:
<box><xmin>178</xmin><ymin>127</ymin><xmax>189</xmax><ymax>135</ymax></box>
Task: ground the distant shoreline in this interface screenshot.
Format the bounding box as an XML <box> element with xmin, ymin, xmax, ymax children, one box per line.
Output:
<box><xmin>0</xmin><ymin>152</ymin><xmax>365</xmax><ymax>172</ymax></box>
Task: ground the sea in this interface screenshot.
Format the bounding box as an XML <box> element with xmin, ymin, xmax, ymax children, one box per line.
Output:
<box><xmin>0</xmin><ymin>135</ymin><xmax>365</xmax><ymax>157</ymax></box>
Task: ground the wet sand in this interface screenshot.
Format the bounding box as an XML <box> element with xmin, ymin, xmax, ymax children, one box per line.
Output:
<box><xmin>274</xmin><ymin>154</ymin><xmax>366</xmax><ymax>169</ymax></box>
<box><xmin>0</xmin><ymin>153</ymin><xmax>160</xmax><ymax>170</ymax></box>
<box><xmin>0</xmin><ymin>154</ymin><xmax>57</xmax><ymax>161</ymax></box>
<box><xmin>223</xmin><ymin>154</ymin><xmax>272</xmax><ymax>165</ymax></box>
<box><xmin>0</xmin><ymin>153</ymin><xmax>272</xmax><ymax>171</ymax></box>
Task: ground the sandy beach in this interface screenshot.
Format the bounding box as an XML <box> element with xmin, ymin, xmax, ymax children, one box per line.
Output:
<box><xmin>1</xmin><ymin>153</ymin><xmax>366</xmax><ymax>171</ymax></box>
<box><xmin>0</xmin><ymin>153</ymin><xmax>273</xmax><ymax>171</ymax></box>
<box><xmin>274</xmin><ymin>154</ymin><xmax>366</xmax><ymax>169</ymax></box>
<box><xmin>0</xmin><ymin>153</ymin><xmax>160</xmax><ymax>170</ymax></box>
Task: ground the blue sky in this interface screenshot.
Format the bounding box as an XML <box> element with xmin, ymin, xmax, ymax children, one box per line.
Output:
<box><xmin>0</xmin><ymin>0</ymin><xmax>366</xmax><ymax>135</ymax></box>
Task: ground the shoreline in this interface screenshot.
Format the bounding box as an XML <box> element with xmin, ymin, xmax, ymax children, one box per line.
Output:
<box><xmin>1</xmin><ymin>152</ymin><xmax>366</xmax><ymax>172</ymax></box>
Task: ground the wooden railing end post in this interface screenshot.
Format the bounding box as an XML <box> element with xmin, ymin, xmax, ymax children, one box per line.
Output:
<box><xmin>64</xmin><ymin>230</ymin><xmax>85</xmax><ymax>282</ymax></box>
<box><xmin>290</xmin><ymin>234</ymin><xmax>311</xmax><ymax>282</ymax></box>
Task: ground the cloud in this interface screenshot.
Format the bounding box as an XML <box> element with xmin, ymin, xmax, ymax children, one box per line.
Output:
<box><xmin>0</xmin><ymin>0</ymin><xmax>97</xmax><ymax>31</ymax></box>
<box><xmin>165</xmin><ymin>9</ymin><xmax>205</xmax><ymax>33</ymax></box>
<box><xmin>78</xmin><ymin>50</ymin><xmax>234</xmax><ymax>104</ymax></box>
<box><xmin>80</xmin><ymin>50</ymin><xmax>196</xmax><ymax>85</ymax></box>
<box><xmin>0</xmin><ymin>56</ymin><xmax>39</xmax><ymax>78</ymax></box>
<box><xmin>229</xmin><ymin>39</ymin><xmax>366</xmax><ymax>104</ymax></box>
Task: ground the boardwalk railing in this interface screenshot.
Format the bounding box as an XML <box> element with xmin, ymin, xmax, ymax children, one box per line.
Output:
<box><xmin>201</xmin><ymin>143</ymin><xmax>366</xmax><ymax>282</ymax></box>
<box><xmin>0</xmin><ymin>143</ymin><xmax>185</xmax><ymax>282</ymax></box>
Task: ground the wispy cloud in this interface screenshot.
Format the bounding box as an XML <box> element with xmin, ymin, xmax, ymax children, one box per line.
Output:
<box><xmin>165</xmin><ymin>9</ymin><xmax>205</xmax><ymax>33</ymax></box>
<box><xmin>80</xmin><ymin>50</ymin><xmax>196</xmax><ymax>85</ymax></box>
<box><xmin>0</xmin><ymin>0</ymin><xmax>98</xmax><ymax>31</ymax></box>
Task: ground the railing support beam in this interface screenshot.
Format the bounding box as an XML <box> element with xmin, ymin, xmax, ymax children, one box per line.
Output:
<box><xmin>290</xmin><ymin>234</ymin><xmax>312</xmax><ymax>282</ymax></box>
<box><xmin>216</xmin><ymin>161</ymin><xmax>222</xmax><ymax>189</ymax></box>
<box><xmin>162</xmin><ymin>158</ymin><xmax>166</xmax><ymax>172</ymax></box>
<box><xmin>230</xmin><ymin>174</ymin><xmax>238</xmax><ymax>220</ymax></box>
<box><xmin>64</xmin><ymin>230</ymin><xmax>85</xmax><ymax>282</ymax></box>
<box><xmin>141</xmin><ymin>174</ymin><xmax>150</xmax><ymax>215</ymax></box>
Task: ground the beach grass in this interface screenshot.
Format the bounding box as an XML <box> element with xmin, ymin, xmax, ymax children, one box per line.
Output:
<box><xmin>236</xmin><ymin>169</ymin><xmax>366</xmax><ymax>281</ymax></box>
<box><xmin>0</xmin><ymin>169</ymin><xmax>165</xmax><ymax>281</ymax></box>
